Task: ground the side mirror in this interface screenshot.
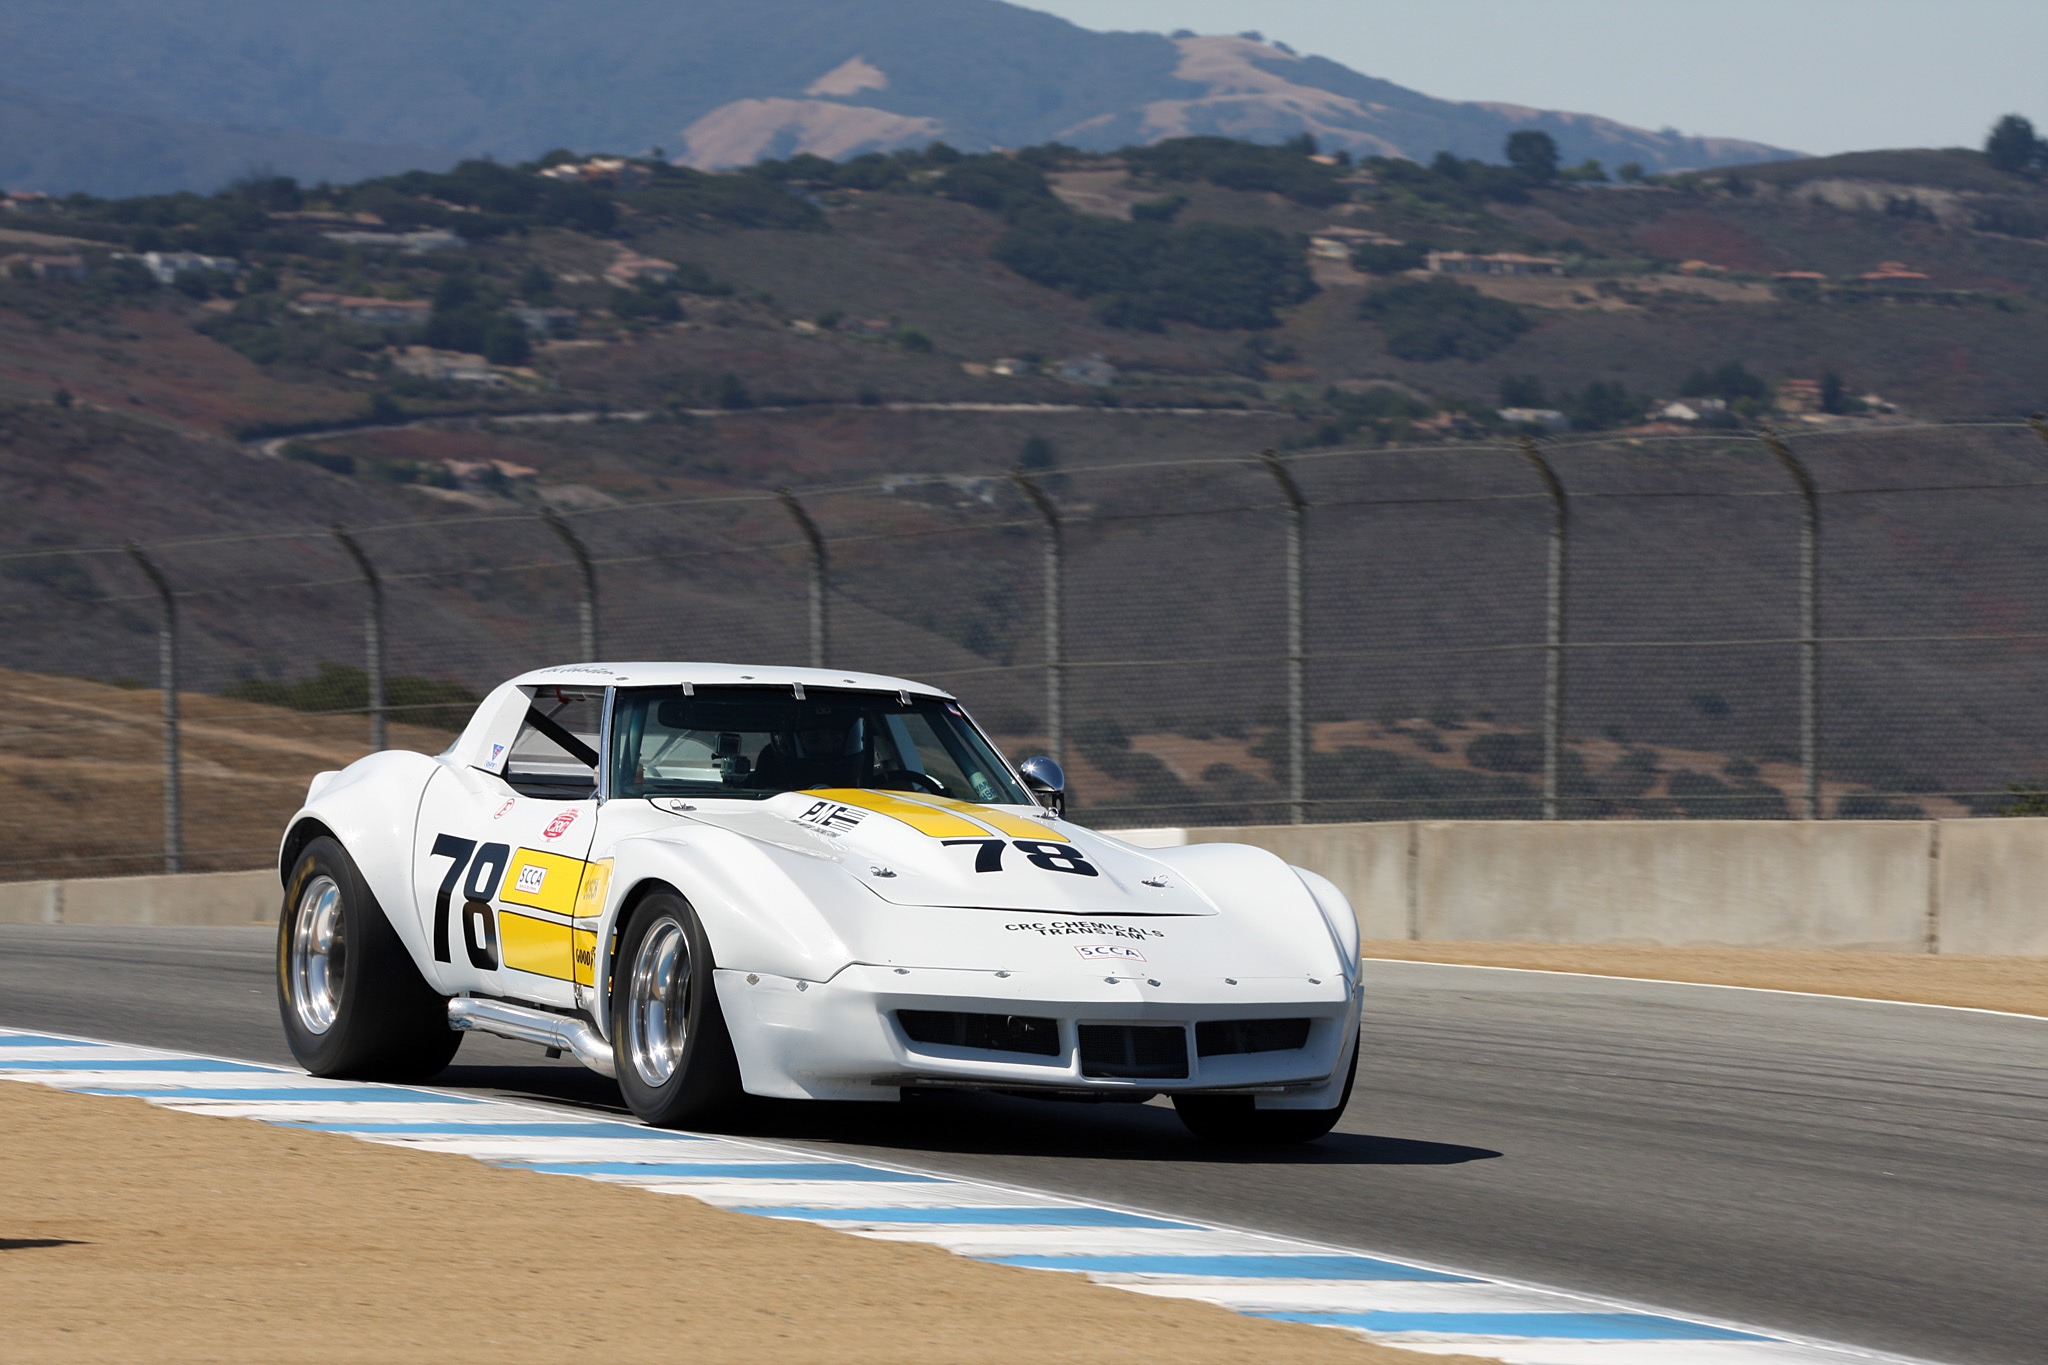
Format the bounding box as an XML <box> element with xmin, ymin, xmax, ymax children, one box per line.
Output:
<box><xmin>1017</xmin><ymin>755</ymin><xmax>1066</xmax><ymax>816</ymax></box>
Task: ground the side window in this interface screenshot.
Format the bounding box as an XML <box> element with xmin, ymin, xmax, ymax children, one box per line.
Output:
<box><xmin>504</xmin><ymin>688</ymin><xmax>603</xmax><ymax>799</ymax></box>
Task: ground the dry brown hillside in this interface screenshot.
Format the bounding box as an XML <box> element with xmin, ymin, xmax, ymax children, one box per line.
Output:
<box><xmin>0</xmin><ymin>669</ymin><xmax>448</xmax><ymax>880</ymax></box>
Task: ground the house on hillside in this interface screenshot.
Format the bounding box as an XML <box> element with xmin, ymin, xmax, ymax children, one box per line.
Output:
<box><xmin>3</xmin><ymin>253</ymin><xmax>89</xmax><ymax>281</ymax></box>
<box><xmin>392</xmin><ymin>347</ymin><xmax>506</xmax><ymax>385</ymax></box>
<box><xmin>293</xmin><ymin>293</ymin><xmax>430</xmax><ymax>328</ymax></box>
<box><xmin>1656</xmin><ymin>398</ymin><xmax>1728</xmax><ymax>423</ymax></box>
<box><xmin>1428</xmin><ymin>251</ymin><xmax>1564</xmax><ymax>277</ymax></box>
<box><xmin>1859</xmin><ymin>261</ymin><xmax>1928</xmax><ymax>282</ymax></box>
<box><xmin>2</xmin><ymin>191</ymin><xmax>54</xmax><ymax>215</ymax></box>
<box><xmin>540</xmin><ymin>157</ymin><xmax>651</xmax><ymax>192</ymax></box>
<box><xmin>604</xmin><ymin>252</ymin><xmax>678</xmax><ymax>287</ymax></box>
<box><xmin>1777</xmin><ymin>379</ymin><xmax>1823</xmax><ymax>414</ymax></box>
<box><xmin>508</xmin><ymin>306</ymin><xmax>580</xmax><ymax>337</ymax></box>
<box><xmin>322</xmin><ymin>229</ymin><xmax>464</xmax><ymax>254</ymax></box>
<box><xmin>1056</xmin><ymin>354</ymin><xmax>1117</xmax><ymax>386</ymax></box>
<box><xmin>1497</xmin><ymin>406</ymin><xmax>1568</xmax><ymax>430</ymax></box>
<box><xmin>139</xmin><ymin>251</ymin><xmax>239</xmax><ymax>284</ymax></box>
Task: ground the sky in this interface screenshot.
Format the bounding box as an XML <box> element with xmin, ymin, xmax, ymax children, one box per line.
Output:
<box><xmin>1017</xmin><ymin>0</ymin><xmax>2048</xmax><ymax>157</ymax></box>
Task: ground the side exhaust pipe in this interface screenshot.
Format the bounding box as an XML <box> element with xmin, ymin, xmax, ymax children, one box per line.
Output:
<box><xmin>448</xmin><ymin>997</ymin><xmax>616</xmax><ymax>1079</ymax></box>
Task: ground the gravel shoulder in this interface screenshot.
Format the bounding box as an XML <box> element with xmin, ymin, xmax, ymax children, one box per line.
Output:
<box><xmin>2</xmin><ymin>1081</ymin><xmax>1479</xmax><ymax>1365</ymax></box>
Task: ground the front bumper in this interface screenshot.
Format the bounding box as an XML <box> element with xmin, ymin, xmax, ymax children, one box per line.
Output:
<box><xmin>714</xmin><ymin>963</ymin><xmax>1357</xmax><ymax>1105</ymax></box>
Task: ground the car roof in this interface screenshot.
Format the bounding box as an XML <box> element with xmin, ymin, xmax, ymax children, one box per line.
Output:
<box><xmin>508</xmin><ymin>662</ymin><xmax>954</xmax><ymax>698</ymax></box>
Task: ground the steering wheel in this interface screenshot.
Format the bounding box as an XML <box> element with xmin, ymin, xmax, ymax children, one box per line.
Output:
<box><xmin>873</xmin><ymin>768</ymin><xmax>953</xmax><ymax>798</ymax></box>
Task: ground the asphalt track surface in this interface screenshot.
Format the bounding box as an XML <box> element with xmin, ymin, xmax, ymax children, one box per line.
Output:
<box><xmin>3</xmin><ymin>926</ymin><xmax>2041</xmax><ymax>1365</ymax></box>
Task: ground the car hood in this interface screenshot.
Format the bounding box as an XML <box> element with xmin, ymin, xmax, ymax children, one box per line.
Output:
<box><xmin>652</xmin><ymin>789</ymin><xmax>1217</xmax><ymax>917</ymax></box>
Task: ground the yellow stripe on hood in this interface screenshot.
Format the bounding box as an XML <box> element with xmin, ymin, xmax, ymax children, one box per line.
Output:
<box><xmin>884</xmin><ymin>790</ymin><xmax>1070</xmax><ymax>842</ymax></box>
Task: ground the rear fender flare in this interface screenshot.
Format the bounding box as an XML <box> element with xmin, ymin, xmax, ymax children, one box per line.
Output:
<box><xmin>278</xmin><ymin>750</ymin><xmax>442</xmax><ymax>984</ymax></box>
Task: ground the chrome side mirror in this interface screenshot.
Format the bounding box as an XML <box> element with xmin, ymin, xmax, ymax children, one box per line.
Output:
<box><xmin>1018</xmin><ymin>755</ymin><xmax>1066</xmax><ymax>815</ymax></box>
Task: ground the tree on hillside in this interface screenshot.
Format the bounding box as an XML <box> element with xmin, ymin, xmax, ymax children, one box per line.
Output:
<box><xmin>1985</xmin><ymin>115</ymin><xmax>2044</xmax><ymax>175</ymax></box>
<box><xmin>1505</xmin><ymin>130</ymin><xmax>1560</xmax><ymax>183</ymax></box>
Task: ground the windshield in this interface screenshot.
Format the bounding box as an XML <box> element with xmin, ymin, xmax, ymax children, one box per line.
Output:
<box><xmin>609</xmin><ymin>686</ymin><xmax>1031</xmax><ymax>805</ymax></box>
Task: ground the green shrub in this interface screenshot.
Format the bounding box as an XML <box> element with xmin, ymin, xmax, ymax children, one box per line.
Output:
<box><xmin>1359</xmin><ymin>278</ymin><xmax>1531</xmax><ymax>362</ymax></box>
<box><xmin>1123</xmin><ymin>136</ymin><xmax>1348</xmax><ymax>207</ymax></box>
<box><xmin>1351</xmin><ymin>242</ymin><xmax>1428</xmax><ymax>275</ymax></box>
<box><xmin>1465</xmin><ymin>731</ymin><xmax>1543</xmax><ymax>773</ymax></box>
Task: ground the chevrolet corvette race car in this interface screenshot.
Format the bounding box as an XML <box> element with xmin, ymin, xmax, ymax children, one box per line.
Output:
<box><xmin>276</xmin><ymin>663</ymin><xmax>1362</xmax><ymax>1141</ymax></box>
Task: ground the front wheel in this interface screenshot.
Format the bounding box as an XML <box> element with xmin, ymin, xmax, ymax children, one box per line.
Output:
<box><xmin>610</xmin><ymin>891</ymin><xmax>745</xmax><ymax>1127</ymax></box>
<box><xmin>1174</xmin><ymin>1035</ymin><xmax>1357</xmax><ymax>1144</ymax></box>
<box><xmin>277</xmin><ymin>836</ymin><xmax>461</xmax><ymax>1080</ymax></box>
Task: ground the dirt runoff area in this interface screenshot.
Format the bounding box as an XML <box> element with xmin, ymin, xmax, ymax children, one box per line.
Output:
<box><xmin>1360</xmin><ymin>941</ymin><xmax>2048</xmax><ymax>1017</ymax></box>
<box><xmin>2</xmin><ymin>1083</ymin><xmax>1491</xmax><ymax>1365</ymax></box>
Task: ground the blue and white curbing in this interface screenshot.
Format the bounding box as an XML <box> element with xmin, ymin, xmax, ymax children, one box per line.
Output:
<box><xmin>1</xmin><ymin>1029</ymin><xmax>1927</xmax><ymax>1365</ymax></box>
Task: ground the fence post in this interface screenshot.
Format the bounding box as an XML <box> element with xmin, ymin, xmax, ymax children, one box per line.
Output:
<box><xmin>1517</xmin><ymin>439</ymin><xmax>1568</xmax><ymax>821</ymax></box>
<box><xmin>1262</xmin><ymin>450</ymin><xmax>1309</xmax><ymax>825</ymax></box>
<box><xmin>1762</xmin><ymin>430</ymin><xmax>1822</xmax><ymax>819</ymax></box>
<box><xmin>124</xmin><ymin>542</ymin><xmax>181</xmax><ymax>873</ymax></box>
<box><xmin>541</xmin><ymin>507</ymin><xmax>600</xmax><ymax>660</ymax></box>
<box><xmin>331</xmin><ymin>525</ymin><xmax>386</xmax><ymax>751</ymax></box>
<box><xmin>1012</xmin><ymin>469</ymin><xmax>1065</xmax><ymax>772</ymax></box>
<box><xmin>777</xmin><ymin>489</ymin><xmax>828</xmax><ymax>668</ymax></box>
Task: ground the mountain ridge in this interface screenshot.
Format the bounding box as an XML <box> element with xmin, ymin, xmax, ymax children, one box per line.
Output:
<box><xmin>0</xmin><ymin>1</ymin><xmax>1796</xmax><ymax>197</ymax></box>
<box><xmin>0</xmin><ymin>86</ymin><xmax>458</xmax><ymax>199</ymax></box>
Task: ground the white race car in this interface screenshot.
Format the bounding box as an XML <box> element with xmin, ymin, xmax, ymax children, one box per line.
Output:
<box><xmin>276</xmin><ymin>663</ymin><xmax>1361</xmax><ymax>1142</ymax></box>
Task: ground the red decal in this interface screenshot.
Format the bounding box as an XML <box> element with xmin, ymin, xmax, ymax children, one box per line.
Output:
<box><xmin>543</xmin><ymin>809</ymin><xmax>579</xmax><ymax>840</ymax></box>
<box><xmin>493</xmin><ymin>799</ymin><xmax>515</xmax><ymax>820</ymax></box>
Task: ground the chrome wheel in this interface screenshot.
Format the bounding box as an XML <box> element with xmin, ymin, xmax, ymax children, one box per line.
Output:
<box><xmin>289</xmin><ymin>874</ymin><xmax>345</xmax><ymax>1035</ymax></box>
<box><xmin>625</xmin><ymin>917</ymin><xmax>690</xmax><ymax>1087</ymax></box>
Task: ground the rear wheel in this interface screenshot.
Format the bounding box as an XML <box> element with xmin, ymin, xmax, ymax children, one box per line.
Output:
<box><xmin>610</xmin><ymin>891</ymin><xmax>744</xmax><ymax>1127</ymax></box>
<box><xmin>1174</xmin><ymin>1034</ymin><xmax>1357</xmax><ymax>1144</ymax></box>
<box><xmin>277</xmin><ymin>836</ymin><xmax>461</xmax><ymax>1080</ymax></box>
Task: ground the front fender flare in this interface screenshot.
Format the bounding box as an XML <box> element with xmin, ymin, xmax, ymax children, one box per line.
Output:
<box><xmin>589</xmin><ymin>828</ymin><xmax>859</xmax><ymax>1037</ymax></box>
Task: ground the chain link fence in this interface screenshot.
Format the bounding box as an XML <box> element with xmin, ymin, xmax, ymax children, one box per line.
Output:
<box><xmin>8</xmin><ymin>420</ymin><xmax>2048</xmax><ymax>879</ymax></box>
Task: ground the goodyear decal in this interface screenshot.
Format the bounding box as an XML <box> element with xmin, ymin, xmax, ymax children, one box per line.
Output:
<box><xmin>498</xmin><ymin>848</ymin><xmax>588</xmax><ymax>915</ymax></box>
<box><xmin>571</xmin><ymin>927</ymin><xmax>600</xmax><ymax>987</ymax></box>
<box><xmin>573</xmin><ymin>857</ymin><xmax>613</xmax><ymax>921</ymax></box>
<box><xmin>498</xmin><ymin>909</ymin><xmax>574</xmax><ymax>981</ymax></box>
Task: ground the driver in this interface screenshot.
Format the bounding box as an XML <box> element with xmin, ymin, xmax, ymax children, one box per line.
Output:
<box><xmin>755</xmin><ymin>714</ymin><xmax>865</xmax><ymax>790</ymax></box>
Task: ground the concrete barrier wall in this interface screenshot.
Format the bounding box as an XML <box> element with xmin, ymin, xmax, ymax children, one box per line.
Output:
<box><xmin>1934</xmin><ymin>820</ymin><xmax>2048</xmax><ymax>957</ymax></box>
<box><xmin>0</xmin><ymin>869</ymin><xmax>277</xmax><ymax>926</ymax></box>
<box><xmin>5</xmin><ymin>819</ymin><xmax>2045</xmax><ymax>953</ymax></box>
<box><xmin>1128</xmin><ymin>817</ymin><xmax>2048</xmax><ymax>956</ymax></box>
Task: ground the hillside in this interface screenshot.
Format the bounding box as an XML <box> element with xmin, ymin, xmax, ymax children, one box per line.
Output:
<box><xmin>0</xmin><ymin>1</ymin><xmax>1794</xmax><ymax>196</ymax></box>
<box><xmin>8</xmin><ymin>138</ymin><xmax>2048</xmax><ymax>832</ymax></box>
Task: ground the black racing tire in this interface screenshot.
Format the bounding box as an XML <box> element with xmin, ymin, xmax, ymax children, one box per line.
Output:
<box><xmin>609</xmin><ymin>890</ymin><xmax>745</xmax><ymax>1127</ymax></box>
<box><xmin>1173</xmin><ymin>1032</ymin><xmax>1358</xmax><ymax>1144</ymax></box>
<box><xmin>277</xmin><ymin>835</ymin><xmax>462</xmax><ymax>1080</ymax></box>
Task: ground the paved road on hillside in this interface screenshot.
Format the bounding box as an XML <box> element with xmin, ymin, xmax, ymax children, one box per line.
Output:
<box><xmin>3</xmin><ymin>925</ymin><xmax>2040</xmax><ymax>1365</ymax></box>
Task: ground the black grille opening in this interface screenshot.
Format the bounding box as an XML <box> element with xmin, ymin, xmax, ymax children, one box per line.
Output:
<box><xmin>1196</xmin><ymin>1018</ymin><xmax>1313</xmax><ymax>1057</ymax></box>
<box><xmin>898</xmin><ymin>1010</ymin><xmax>1060</xmax><ymax>1057</ymax></box>
<box><xmin>1078</xmin><ymin>1024</ymin><xmax>1189</xmax><ymax>1079</ymax></box>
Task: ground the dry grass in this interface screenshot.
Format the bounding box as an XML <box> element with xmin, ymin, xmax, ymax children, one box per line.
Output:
<box><xmin>1361</xmin><ymin>940</ymin><xmax>2048</xmax><ymax>1017</ymax></box>
<box><xmin>0</xmin><ymin>668</ymin><xmax>450</xmax><ymax>879</ymax></box>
